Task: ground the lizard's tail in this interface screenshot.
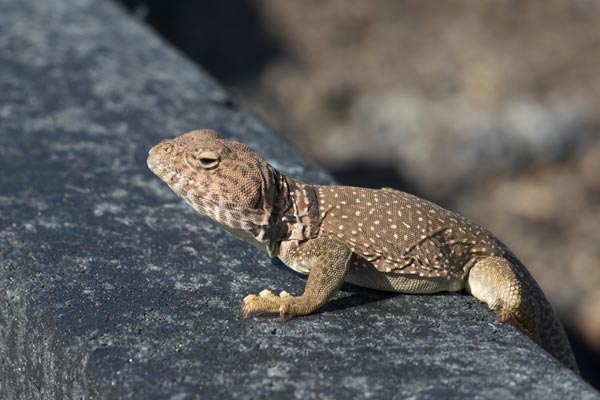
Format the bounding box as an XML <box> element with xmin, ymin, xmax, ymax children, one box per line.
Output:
<box><xmin>466</xmin><ymin>256</ymin><xmax>579</xmax><ymax>373</ymax></box>
<box><xmin>532</xmin><ymin>286</ymin><xmax>580</xmax><ymax>374</ymax></box>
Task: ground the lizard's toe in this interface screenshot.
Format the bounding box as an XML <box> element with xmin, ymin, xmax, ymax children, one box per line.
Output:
<box><xmin>278</xmin><ymin>304</ymin><xmax>289</xmax><ymax>319</ymax></box>
<box><xmin>242</xmin><ymin>294</ymin><xmax>258</xmax><ymax>303</ymax></box>
<box><xmin>241</xmin><ymin>295</ymin><xmax>256</xmax><ymax>318</ymax></box>
<box><xmin>259</xmin><ymin>289</ymin><xmax>276</xmax><ymax>298</ymax></box>
<box><xmin>278</xmin><ymin>296</ymin><xmax>294</xmax><ymax>319</ymax></box>
<box><xmin>241</xmin><ymin>303</ymin><xmax>251</xmax><ymax>318</ymax></box>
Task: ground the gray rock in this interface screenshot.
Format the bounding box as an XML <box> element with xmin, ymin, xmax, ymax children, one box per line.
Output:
<box><xmin>0</xmin><ymin>0</ymin><xmax>597</xmax><ymax>398</ymax></box>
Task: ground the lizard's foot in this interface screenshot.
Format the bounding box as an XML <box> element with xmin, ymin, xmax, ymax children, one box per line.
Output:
<box><xmin>241</xmin><ymin>289</ymin><xmax>319</xmax><ymax>319</ymax></box>
<box><xmin>496</xmin><ymin>308</ymin><xmax>533</xmax><ymax>338</ymax></box>
<box><xmin>241</xmin><ymin>289</ymin><xmax>292</xmax><ymax>319</ymax></box>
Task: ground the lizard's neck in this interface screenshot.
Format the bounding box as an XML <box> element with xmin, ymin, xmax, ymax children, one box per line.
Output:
<box><xmin>277</xmin><ymin>176</ymin><xmax>321</xmax><ymax>243</ymax></box>
<box><xmin>216</xmin><ymin>171</ymin><xmax>321</xmax><ymax>259</ymax></box>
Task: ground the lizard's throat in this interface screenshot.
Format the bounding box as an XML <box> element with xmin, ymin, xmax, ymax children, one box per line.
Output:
<box><xmin>177</xmin><ymin>189</ymin><xmax>283</xmax><ymax>255</ymax></box>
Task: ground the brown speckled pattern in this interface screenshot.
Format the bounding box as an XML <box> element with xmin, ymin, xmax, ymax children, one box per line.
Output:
<box><xmin>314</xmin><ymin>186</ymin><xmax>506</xmax><ymax>279</ymax></box>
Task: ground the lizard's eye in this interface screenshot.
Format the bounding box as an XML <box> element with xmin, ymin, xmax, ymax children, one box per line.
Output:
<box><xmin>190</xmin><ymin>150</ymin><xmax>220</xmax><ymax>169</ymax></box>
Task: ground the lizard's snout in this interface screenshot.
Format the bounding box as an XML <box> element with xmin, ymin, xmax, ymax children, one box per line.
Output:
<box><xmin>146</xmin><ymin>141</ymin><xmax>169</xmax><ymax>176</ymax></box>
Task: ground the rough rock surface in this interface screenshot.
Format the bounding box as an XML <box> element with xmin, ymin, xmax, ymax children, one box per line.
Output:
<box><xmin>0</xmin><ymin>0</ymin><xmax>597</xmax><ymax>398</ymax></box>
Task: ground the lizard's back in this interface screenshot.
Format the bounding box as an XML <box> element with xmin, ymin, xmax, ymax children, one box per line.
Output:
<box><xmin>315</xmin><ymin>185</ymin><xmax>507</xmax><ymax>288</ymax></box>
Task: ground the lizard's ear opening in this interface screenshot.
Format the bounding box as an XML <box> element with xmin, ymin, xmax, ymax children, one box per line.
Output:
<box><xmin>187</xmin><ymin>150</ymin><xmax>221</xmax><ymax>170</ymax></box>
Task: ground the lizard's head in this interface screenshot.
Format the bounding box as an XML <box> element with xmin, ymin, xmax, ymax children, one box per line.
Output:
<box><xmin>147</xmin><ymin>130</ymin><xmax>286</xmax><ymax>246</ymax></box>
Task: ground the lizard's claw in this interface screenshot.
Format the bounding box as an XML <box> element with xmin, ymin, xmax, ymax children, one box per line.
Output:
<box><xmin>241</xmin><ymin>294</ymin><xmax>257</xmax><ymax>318</ymax></box>
<box><xmin>278</xmin><ymin>305</ymin><xmax>288</xmax><ymax>320</ymax></box>
<box><xmin>278</xmin><ymin>291</ymin><xmax>292</xmax><ymax>319</ymax></box>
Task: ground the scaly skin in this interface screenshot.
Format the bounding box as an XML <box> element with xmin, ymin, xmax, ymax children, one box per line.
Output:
<box><xmin>147</xmin><ymin>129</ymin><xmax>579</xmax><ymax>373</ymax></box>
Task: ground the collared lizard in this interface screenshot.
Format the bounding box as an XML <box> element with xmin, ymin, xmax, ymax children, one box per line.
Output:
<box><xmin>147</xmin><ymin>129</ymin><xmax>579</xmax><ymax>372</ymax></box>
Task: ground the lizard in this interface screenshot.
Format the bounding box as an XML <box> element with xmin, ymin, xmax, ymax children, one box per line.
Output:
<box><xmin>147</xmin><ymin>129</ymin><xmax>579</xmax><ymax>373</ymax></box>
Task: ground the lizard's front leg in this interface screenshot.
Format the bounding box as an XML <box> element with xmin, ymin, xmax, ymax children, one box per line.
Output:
<box><xmin>241</xmin><ymin>238</ymin><xmax>351</xmax><ymax>318</ymax></box>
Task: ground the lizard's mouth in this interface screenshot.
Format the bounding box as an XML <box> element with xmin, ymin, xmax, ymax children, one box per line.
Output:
<box><xmin>146</xmin><ymin>159</ymin><xmax>180</xmax><ymax>186</ymax></box>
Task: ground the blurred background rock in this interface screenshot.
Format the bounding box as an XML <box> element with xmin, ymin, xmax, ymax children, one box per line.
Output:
<box><xmin>119</xmin><ymin>0</ymin><xmax>600</xmax><ymax>385</ymax></box>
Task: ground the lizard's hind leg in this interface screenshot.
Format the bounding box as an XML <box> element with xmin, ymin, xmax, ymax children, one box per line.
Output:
<box><xmin>466</xmin><ymin>256</ymin><xmax>540</xmax><ymax>342</ymax></box>
<box><xmin>465</xmin><ymin>256</ymin><xmax>579</xmax><ymax>372</ymax></box>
